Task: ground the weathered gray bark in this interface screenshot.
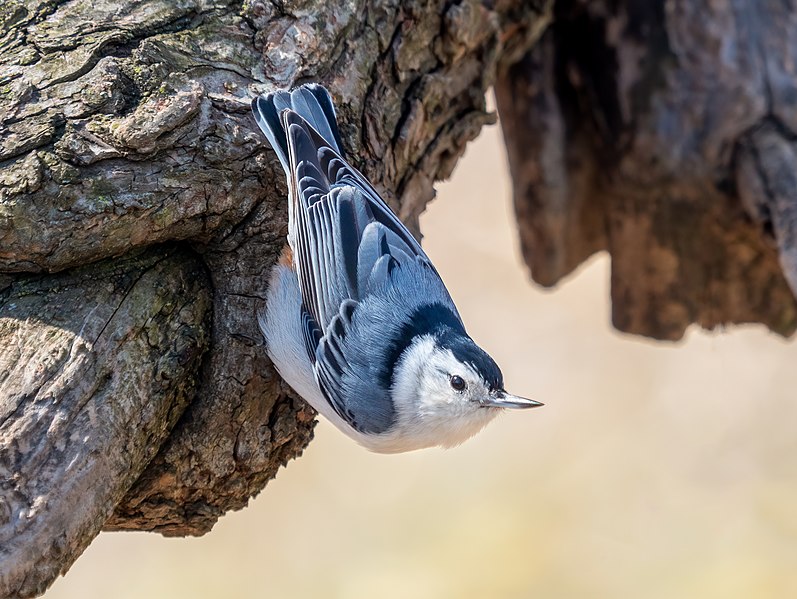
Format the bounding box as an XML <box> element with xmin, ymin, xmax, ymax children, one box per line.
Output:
<box><xmin>0</xmin><ymin>0</ymin><xmax>551</xmax><ymax>596</ymax></box>
<box><xmin>496</xmin><ymin>0</ymin><xmax>797</xmax><ymax>340</ymax></box>
<box><xmin>1</xmin><ymin>247</ymin><xmax>211</xmax><ymax>597</ymax></box>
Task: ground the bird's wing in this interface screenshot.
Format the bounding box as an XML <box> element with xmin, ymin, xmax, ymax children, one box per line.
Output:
<box><xmin>312</xmin><ymin>298</ymin><xmax>397</xmax><ymax>434</ymax></box>
<box><xmin>283</xmin><ymin>109</ymin><xmax>431</xmax><ymax>332</ymax></box>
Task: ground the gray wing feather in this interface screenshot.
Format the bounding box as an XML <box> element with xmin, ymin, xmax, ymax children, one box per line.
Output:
<box><xmin>356</xmin><ymin>223</ymin><xmax>385</xmax><ymax>294</ymax></box>
<box><xmin>301</xmin><ymin>308</ymin><xmax>322</xmax><ymax>362</ymax></box>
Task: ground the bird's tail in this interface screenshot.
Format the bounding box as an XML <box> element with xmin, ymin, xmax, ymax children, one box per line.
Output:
<box><xmin>251</xmin><ymin>83</ymin><xmax>345</xmax><ymax>174</ymax></box>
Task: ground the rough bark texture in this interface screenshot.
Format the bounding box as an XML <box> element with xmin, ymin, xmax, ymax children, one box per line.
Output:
<box><xmin>496</xmin><ymin>0</ymin><xmax>797</xmax><ymax>340</ymax></box>
<box><xmin>0</xmin><ymin>0</ymin><xmax>551</xmax><ymax>596</ymax></box>
<box><xmin>0</xmin><ymin>247</ymin><xmax>211</xmax><ymax>597</ymax></box>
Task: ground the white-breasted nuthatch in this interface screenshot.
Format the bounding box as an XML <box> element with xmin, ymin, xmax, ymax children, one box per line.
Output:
<box><xmin>252</xmin><ymin>84</ymin><xmax>542</xmax><ymax>453</ymax></box>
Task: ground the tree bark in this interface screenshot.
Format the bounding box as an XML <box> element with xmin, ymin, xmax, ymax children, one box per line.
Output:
<box><xmin>0</xmin><ymin>247</ymin><xmax>210</xmax><ymax>597</ymax></box>
<box><xmin>496</xmin><ymin>0</ymin><xmax>797</xmax><ymax>340</ymax></box>
<box><xmin>0</xmin><ymin>0</ymin><xmax>551</xmax><ymax>596</ymax></box>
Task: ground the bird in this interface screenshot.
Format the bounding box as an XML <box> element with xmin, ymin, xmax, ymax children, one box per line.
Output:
<box><xmin>251</xmin><ymin>83</ymin><xmax>542</xmax><ymax>454</ymax></box>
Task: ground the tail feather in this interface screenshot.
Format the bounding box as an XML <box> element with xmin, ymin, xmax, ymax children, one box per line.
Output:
<box><xmin>251</xmin><ymin>83</ymin><xmax>344</xmax><ymax>174</ymax></box>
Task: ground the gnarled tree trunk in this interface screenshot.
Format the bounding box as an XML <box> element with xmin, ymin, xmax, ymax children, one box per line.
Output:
<box><xmin>0</xmin><ymin>0</ymin><xmax>551</xmax><ymax>596</ymax></box>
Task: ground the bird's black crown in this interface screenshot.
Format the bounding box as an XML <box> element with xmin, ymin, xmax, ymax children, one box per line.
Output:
<box><xmin>382</xmin><ymin>302</ymin><xmax>503</xmax><ymax>391</ymax></box>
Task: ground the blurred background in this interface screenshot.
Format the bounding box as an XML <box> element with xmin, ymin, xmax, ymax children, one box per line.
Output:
<box><xmin>47</xmin><ymin>114</ymin><xmax>797</xmax><ymax>599</ymax></box>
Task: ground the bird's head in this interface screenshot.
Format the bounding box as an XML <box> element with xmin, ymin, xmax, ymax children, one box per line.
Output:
<box><xmin>388</xmin><ymin>329</ymin><xmax>541</xmax><ymax>451</ymax></box>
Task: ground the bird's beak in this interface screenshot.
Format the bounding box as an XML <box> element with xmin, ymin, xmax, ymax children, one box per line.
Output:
<box><xmin>480</xmin><ymin>390</ymin><xmax>543</xmax><ymax>409</ymax></box>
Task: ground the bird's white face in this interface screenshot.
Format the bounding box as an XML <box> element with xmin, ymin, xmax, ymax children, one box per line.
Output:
<box><xmin>419</xmin><ymin>348</ymin><xmax>499</xmax><ymax>415</ymax></box>
<box><xmin>387</xmin><ymin>336</ymin><xmax>538</xmax><ymax>451</ymax></box>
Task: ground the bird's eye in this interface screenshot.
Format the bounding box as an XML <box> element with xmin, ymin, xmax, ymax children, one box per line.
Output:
<box><xmin>450</xmin><ymin>375</ymin><xmax>466</xmax><ymax>392</ymax></box>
